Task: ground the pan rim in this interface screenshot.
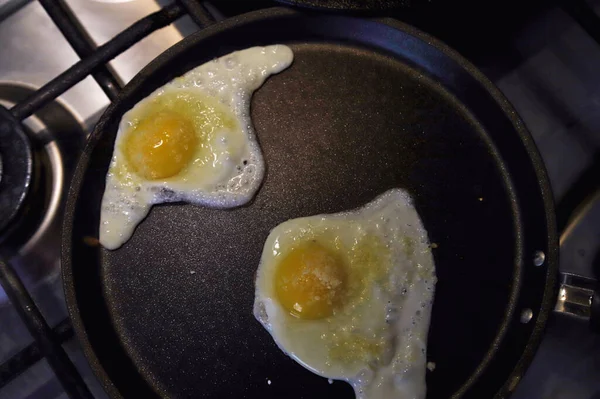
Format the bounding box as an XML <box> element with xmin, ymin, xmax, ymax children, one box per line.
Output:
<box><xmin>61</xmin><ymin>7</ymin><xmax>558</xmax><ymax>399</ymax></box>
<box><xmin>274</xmin><ymin>0</ymin><xmax>405</xmax><ymax>11</ymax></box>
<box><xmin>371</xmin><ymin>15</ymin><xmax>556</xmax><ymax>399</ymax></box>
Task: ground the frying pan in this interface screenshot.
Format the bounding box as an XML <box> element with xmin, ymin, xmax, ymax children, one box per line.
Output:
<box><xmin>62</xmin><ymin>7</ymin><xmax>557</xmax><ymax>399</ymax></box>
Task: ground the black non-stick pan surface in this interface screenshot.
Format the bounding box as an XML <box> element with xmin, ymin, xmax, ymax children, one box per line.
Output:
<box><xmin>63</xmin><ymin>7</ymin><xmax>557</xmax><ymax>399</ymax></box>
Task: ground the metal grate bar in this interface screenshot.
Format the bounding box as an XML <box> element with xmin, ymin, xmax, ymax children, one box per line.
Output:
<box><xmin>10</xmin><ymin>2</ymin><xmax>185</xmax><ymax>120</ymax></box>
<box><xmin>37</xmin><ymin>0</ymin><xmax>123</xmax><ymax>101</ymax></box>
<box><xmin>0</xmin><ymin>319</ymin><xmax>74</xmax><ymax>388</ymax></box>
<box><xmin>0</xmin><ymin>258</ymin><xmax>92</xmax><ymax>398</ymax></box>
<box><xmin>0</xmin><ymin>0</ymin><xmax>33</xmax><ymax>25</ymax></box>
<box><xmin>176</xmin><ymin>0</ymin><xmax>214</xmax><ymax>27</ymax></box>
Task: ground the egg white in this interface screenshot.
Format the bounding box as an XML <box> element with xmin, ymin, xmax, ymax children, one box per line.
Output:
<box><xmin>100</xmin><ymin>45</ymin><xmax>294</xmax><ymax>249</ymax></box>
<box><xmin>254</xmin><ymin>189</ymin><xmax>436</xmax><ymax>399</ymax></box>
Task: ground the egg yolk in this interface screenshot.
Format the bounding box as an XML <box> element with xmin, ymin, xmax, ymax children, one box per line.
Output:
<box><xmin>275</xmin><ymin>241</ymin><xmax>347</xmax><ymax>320</ymax></box>
<box><xmin>124</xmin><ymin>111</ymin><xmax>198</xmax><ymax>180</ymax></box>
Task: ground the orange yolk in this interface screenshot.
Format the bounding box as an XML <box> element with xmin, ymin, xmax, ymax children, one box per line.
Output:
<box><xmin>124</xmin><ymin>111</ymin><xmax>197</xmax><ymax>180</ymax></box>
<box><xmin>274</xmin><ymin>241</ymin><xmax>347</xmax><ymax>320</ymax></box>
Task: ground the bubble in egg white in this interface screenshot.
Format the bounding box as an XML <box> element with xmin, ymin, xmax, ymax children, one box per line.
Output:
<box><xmin>253</xmin><ymin>189</ymin><xmax>436</xmax><ymax>399</ymax></box>
<box><xmin>99</xmin><ymin>45</ymin><xmax>293</xmax><ymax>249</ymax></box>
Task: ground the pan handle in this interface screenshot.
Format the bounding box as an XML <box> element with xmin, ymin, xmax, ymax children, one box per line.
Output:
<box><xmin>554</xmin><ymin>272</ymin><xmax>600</xmax><ymax>333</ymax></box>
<box><xmin>554</xmin><ymin>187</ymin><xmax>600</xmax><ymax>333</ymax></box>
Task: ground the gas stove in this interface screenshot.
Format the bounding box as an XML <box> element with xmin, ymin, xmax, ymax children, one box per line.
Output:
<box><xmin>0</xmin><ymin>0</ymin><xmax>598</xmax><ymax>398</ymax></box>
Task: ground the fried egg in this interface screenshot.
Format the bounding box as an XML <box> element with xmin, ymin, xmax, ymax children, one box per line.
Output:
<box><xmin>253</xmin><ymin>189</ymin><xmax>436</xmax><ymax>399</ymax></box>
<box><xmin>99</xmin><ymin>45</ymin><xmax>293</xmax><ymax>249</ymax></box>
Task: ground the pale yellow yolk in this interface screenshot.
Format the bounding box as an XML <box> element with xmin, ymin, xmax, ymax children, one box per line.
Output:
<box><xmin>124</xmin><ymin>111</ymin><xmax>198</xmax><ymax>180</ymax></box>
<box><xmin>275</xmin><ymin>242</ymin><xmax>347</xmax><ymax>320</ymax></box>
